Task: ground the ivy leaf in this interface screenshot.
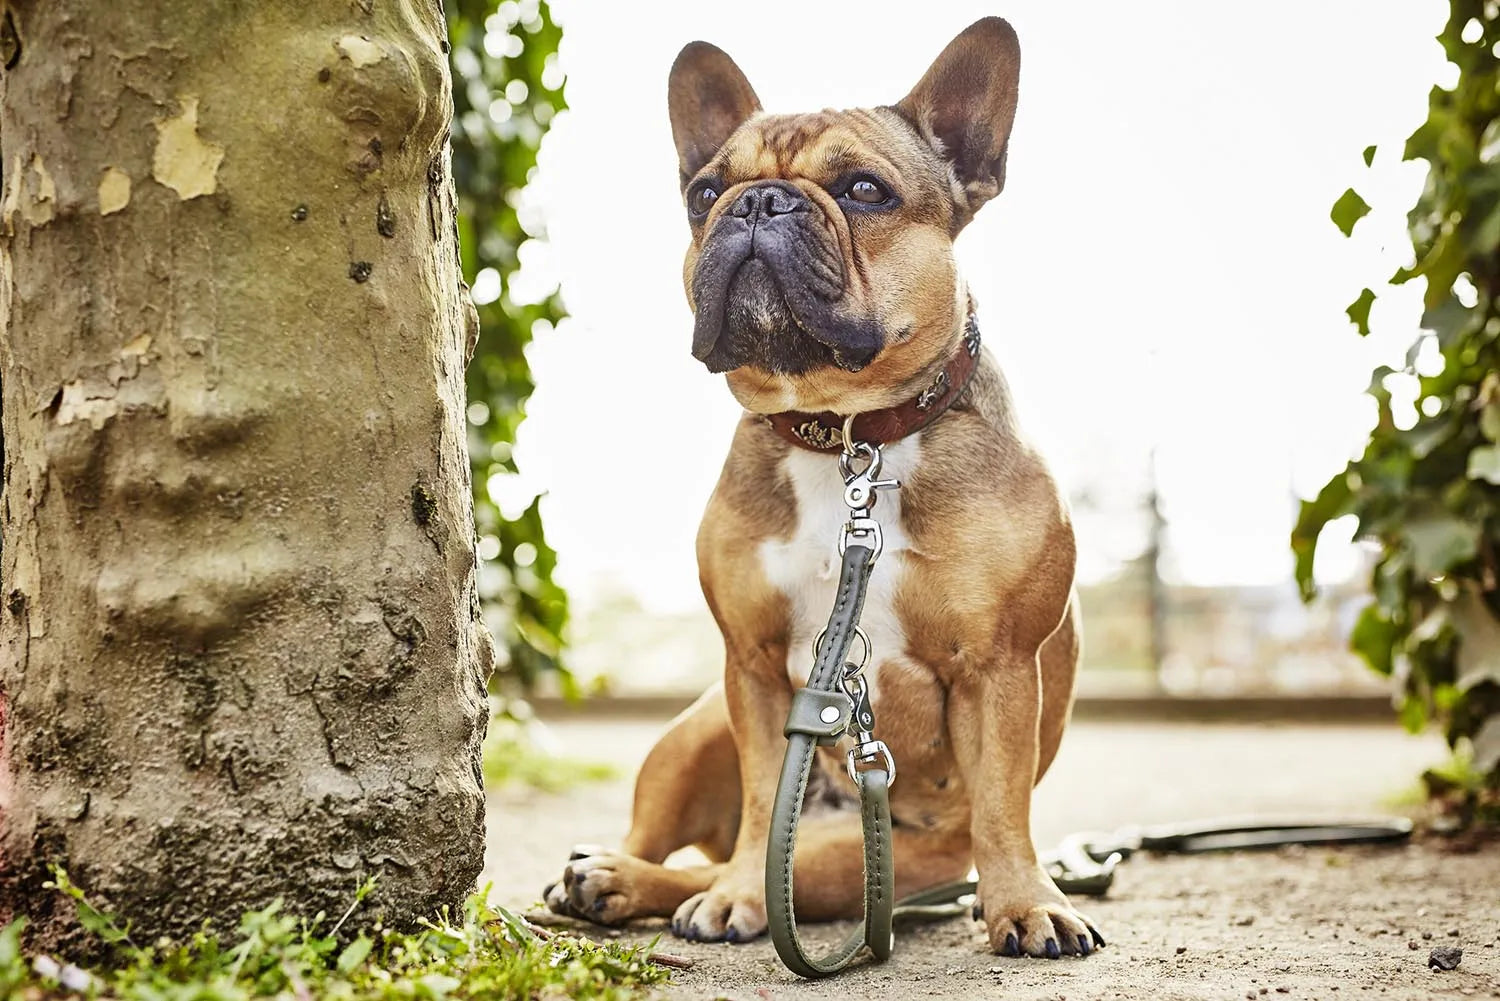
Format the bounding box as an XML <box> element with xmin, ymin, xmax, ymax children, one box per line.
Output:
<box><xmin>1472</xmin><ymin>198</ymin><xmax>1500</xmax><ymax>253</ymax></box>
<box><xmin>1398</xmin><ymin>694</ymin><xmax>1427</xmax><ymax>734</ymax></box>
<box><xmin>1346</xmin><ymin>288</ymin><xmax>1376</xmax><ymax>334</ymax></box>
<box><xmin>1404</xmin><ymin>513</ymin><xmax>1480</xmax><ymax>578</ymax></box>
<box><xmin>1467</xmin><ymin>444</ymin><xmax>1500</xmax><ymax>483</ymax></box>
<box><xmin>1292</xmin><ymin>473</ymin><xmax>1356</xmax><ymax>600</ymax></box>
<box><xmin>1413</xmin><ymin>231</ymin><xmax>1466</xmax><ymax>309</ymax></box>
<box><xmin>1452</xmin><ymin>588</ymin><xmax>1500</xmax><ymax>691</ymax></box>
<box><xmin>1481</xmin><ymin>400</ymin><xmax>1500</xmax><ymax>443</ymax></box>
<box><xmin>1473</xmin><ymin>716</ymin><xmax>1500</xmax><ymax>775</ymax></box>
<box><xmin>1363</xmin><ymin>144</ymin><xmax>1377</xmax><ymax>167</ymax></box>
<box><xmin>1420</xmin><ymin>294</ymin><xmax>1476</xmax><ymax>347</ymax></box>
<box><xmin>1350</xmin><ymin>603</ymin><xmax>1400</xmax><ymax>676</ymax></box>
<box><xmin>1331</xmin><ymin>188</ymin><xmax>1371</xmax><ymax>236</ymax></box>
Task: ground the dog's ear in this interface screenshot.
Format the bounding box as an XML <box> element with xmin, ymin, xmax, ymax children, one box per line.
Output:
<box><xmin>896</xmin><ymin>17</ymin><xmax>1021</xmax><ymax>224</ymax></box>
<box><xmin>668</xmin><ymin>41</ymin><xmax>761</xmax><ymax>187</ymax></box>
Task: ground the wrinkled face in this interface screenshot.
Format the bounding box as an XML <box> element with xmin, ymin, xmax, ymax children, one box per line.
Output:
<box><xmin>684</xmin><ymin>110</ymin><xmax>962</xmax><ymax>410</ymax></box>
<box><xmin>668</xmin><ymin>18</ymin><xmax>1021</xmax><ymax>414</ymax></box>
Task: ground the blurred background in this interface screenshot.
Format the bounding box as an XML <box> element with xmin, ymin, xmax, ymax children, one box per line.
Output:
<box><xmin>465</xmin><ymin>0</ymin><xmax>1450</xmax><ymax>702</ymax></box>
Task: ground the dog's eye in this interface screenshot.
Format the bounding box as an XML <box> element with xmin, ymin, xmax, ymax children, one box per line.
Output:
<box><xmin>688</xmin><ymin>182</ymin><xmax>720</xmax><ymax>217</ymax></box>
<box><xmin>845</xmin><ymin>178</ymin><xmax>890</xmax><ymax>205</ymax></box>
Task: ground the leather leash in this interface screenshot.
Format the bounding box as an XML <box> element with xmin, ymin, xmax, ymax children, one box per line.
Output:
<box><xmin>762</xmin><ymin>419</ymin><xmax>1417</xmax><ymax>980</ymax></box>
<box><xmin>765</xmin><ymin>424</ymin><xmax>899</xmax><ymax>978</ymax></box>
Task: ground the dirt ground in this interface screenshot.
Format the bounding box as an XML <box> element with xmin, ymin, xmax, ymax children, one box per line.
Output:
<box><xmin>484</xmin><ymin>718</ymin><xmax>1500</xmax><ymax>1000</ymax></box>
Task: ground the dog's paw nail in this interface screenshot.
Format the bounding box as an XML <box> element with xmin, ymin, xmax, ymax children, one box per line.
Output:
<box><xmin>1001</xmin><ymin>932</ymin><xmax>1018</xmax><ymax>957</ymax></box>
<box><xmin>1089</xmin><ymin>926</ymin><xmax>1106</xmax><ymax>948</ymax></box>
<box><xmin>971</xmin><ymin>901</ymin><xmax>984</xmax><ymax>921</ymax></box>
<box><xmin>1077</xmin><ymin>933</ymin><xmax>1091</xmax><ymax>956</ymax></box>
<box><xmin>592</xmin><ymin>897</ymin><xmax>607</xmax><ymax>914</ymax></box>
<box><xmin>724</xmin><ymin>926</ymin><xmax>739</xmax><ymax>943</ymax></box>
<box><xmin>1044</xmin><ymin>937</ymin><xmax>1060</xmax><ymax>960</ymax></box>
<box><xmin>569</xmin><ymin>844</ymin><xmax>605</xmax><ymax>861</ymax></box>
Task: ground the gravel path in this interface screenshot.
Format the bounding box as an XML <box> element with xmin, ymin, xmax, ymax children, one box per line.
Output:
<box><xmin>484</xmin><ymin>718</ymin><xmax>1500</xmax><ymax>1000</ymax></box>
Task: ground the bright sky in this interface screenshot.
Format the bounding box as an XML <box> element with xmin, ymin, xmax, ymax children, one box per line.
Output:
<box><xmin>490</xmin><ymin>0</ymin><xmax>1450</xmax><ymax>615</ymax></box>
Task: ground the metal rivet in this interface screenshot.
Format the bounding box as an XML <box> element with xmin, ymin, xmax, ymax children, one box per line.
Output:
<box><xmin>819</xmin><ymin>706</ymin><xmax>840</xmax><ymax>724</ymax></box>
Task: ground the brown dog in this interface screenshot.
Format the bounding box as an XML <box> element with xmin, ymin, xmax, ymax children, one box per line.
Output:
<box><xmin>545</xmin><ymin>17</ymin><xmax>1100</xmax><ymax>959</ymax></box>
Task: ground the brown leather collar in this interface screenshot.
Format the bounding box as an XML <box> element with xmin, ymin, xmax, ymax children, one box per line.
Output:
<box><xmin>764</xmin><ymin>316</ymin><xmax>982</xmax><ymax>451</ymax></box>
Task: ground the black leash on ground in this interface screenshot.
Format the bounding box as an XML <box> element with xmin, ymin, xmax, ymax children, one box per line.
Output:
<box><xmin>764</xmin><ymin>422</ymin><xmax>1414</xmax><ymax>979</ymax></box>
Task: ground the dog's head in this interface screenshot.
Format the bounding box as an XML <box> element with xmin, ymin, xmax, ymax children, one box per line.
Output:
<box><xmin>668</xmin><ymin>17</ymin><xmax>1019</xmax><ymax>414</ymax></box>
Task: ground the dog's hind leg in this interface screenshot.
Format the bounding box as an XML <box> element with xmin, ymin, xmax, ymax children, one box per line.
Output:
<box><xmin>622</xmin><ymin>682</ymin><xmax>742</xmax><ymax>863</ymax></box>
<box><xmin>548</xmin><ymin>852</ymin><xmax>724</xmax><ymax>926</ymax></box>
<box><xmin>543</xmin><ymin>684</ymin><xmax>742</xmax><ymax>924</ymax></box>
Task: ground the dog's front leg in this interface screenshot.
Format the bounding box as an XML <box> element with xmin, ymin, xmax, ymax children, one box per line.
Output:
<box><xmin>948</xmin><ymin>653</ymin><xmax>1103</xmax><ymax>959</ymax></box>
<box><xmin>670</xmin><ymin>650</ymin><xmax>790</xmax><ymax>942</ymax></box>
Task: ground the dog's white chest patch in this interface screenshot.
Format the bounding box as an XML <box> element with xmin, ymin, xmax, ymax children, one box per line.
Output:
<box><xmin>757</xmin><ymin>440</ymin><xmax>918</xmax><ymax>703</ymax></box>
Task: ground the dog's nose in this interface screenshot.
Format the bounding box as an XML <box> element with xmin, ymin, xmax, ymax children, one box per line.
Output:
<box><xmin>727</xmin><ymin>181</ymin><xmax>808</xmax><ymax>221</ymax></box>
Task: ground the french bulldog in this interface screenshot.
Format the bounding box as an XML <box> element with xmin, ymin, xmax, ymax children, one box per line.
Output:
<box><xmin>545</xmin><ymin>16</ymin><xmax>1101</xmax><ymax>959</ymax></box>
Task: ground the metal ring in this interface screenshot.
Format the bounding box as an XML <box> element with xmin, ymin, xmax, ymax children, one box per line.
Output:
<box><xmin>811</xmin><ymin>625</ymin><xmax>870</xmax><ymax>670</ymax></box>
<box><xmin>841</xmin><ymin>413</ymin><xmax>859</xmax><ymax>455</ymax></box>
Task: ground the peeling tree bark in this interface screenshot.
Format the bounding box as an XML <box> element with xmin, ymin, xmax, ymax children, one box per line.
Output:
<box><xmin>0</xmin><ymin>0</ymin><xmax>491</xmax><ymax>947</ymax></box>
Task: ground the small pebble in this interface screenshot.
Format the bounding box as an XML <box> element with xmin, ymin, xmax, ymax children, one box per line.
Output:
<box><xmin>1176</xmin><ymin>946</ymin><xmax>1187</xmax><ymax>955</ymax></box>
<box><xmin>1428</xmin><ymin>947</ymin><xmax>1463</xmax><ymax>971</ymax></box>
<box><xmin>1421</xmin><ymin>931</ymin><xmax>1433</xmax><ymax>940</ymax></box>
<box><xmin>1447</xmin><ymin>928</ymin><xmax>1460</xmax><ymax>937</ymax></box>
<box><xmin>1408</xmin><ymin>940</ymin><xmax>1419</xmax><ymax>950</ymax></box>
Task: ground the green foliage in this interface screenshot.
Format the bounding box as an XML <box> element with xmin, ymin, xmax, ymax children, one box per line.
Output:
<box><xmin>6</xmin><ymin>868</ymin><xmax>667</xmax><ymax>1000</ymax></box>
<box><xmin>481</xmin><ymin>718</ymin><xmax>617</xmax><ymax>792</ymax></box>
<box><xmin>1295</xmin><ymin>0</ymin><xmax>1500</xmax><ymax>793</ymax></box>
<box><xmin>1422</xmin><ymin>746</ymin><xmax>1500</xmax><ymax>825</ymax></box>
<box><xmin>1330</xmin><ymin>187</ymin><xmax>1372</xmax><ymax>236</ymax></box>
<box><xmin>448</xmin><ymin>0</ymin><xmax>570</xmax><ymax>689</ymax></box>
<box><xmin>1346</xmin><ymin>287</ymin><xmax>1376</xmax><ymax>335</ymax></box>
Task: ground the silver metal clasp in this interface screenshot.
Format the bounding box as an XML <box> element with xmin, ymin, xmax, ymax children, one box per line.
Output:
<box><xmin>840</xmin><ymin>660</ymin><xmax>894</xmax><ymax>786</ymax></box>
<box><xmin>847</xmin><ymin>739</ymin><xmax>896</xmax><ymax>786</ymax></box>
<box><xmin>838</xmin><ymin>442</ymin><xmax>900</xmax><ymax>514</ymax></box>
<box><xmin>837</xmin><ymin>428</ymin><xmax>898</xmax><ymax>564</ymax></box>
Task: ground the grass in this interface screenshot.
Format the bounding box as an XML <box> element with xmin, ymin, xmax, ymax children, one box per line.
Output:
<box><xmin>2</xmin><ymin>868</ymin><xmax>670</xmax><ymax>1001</ymax></box>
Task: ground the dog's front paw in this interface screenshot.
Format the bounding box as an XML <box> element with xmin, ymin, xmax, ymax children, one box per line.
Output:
<box><xmin>542</xmin><ymin>847</ymin><xmax>640</xmax><ymax>926</ymax></box>
<box><xmin>975</xmin><ymin>865</ymin><xmax>1105</xmax><ymax>959</ymax></box>
<box><xmin>670</xmin><ymin>878</ymin><xmax>766</xmax><ymax>943</ymax></box>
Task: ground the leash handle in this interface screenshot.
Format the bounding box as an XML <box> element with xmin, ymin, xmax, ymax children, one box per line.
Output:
<box><xmin>766</xmin><ymin>535</ymin><xmax>896</xmax><ymax>978</ymax></box>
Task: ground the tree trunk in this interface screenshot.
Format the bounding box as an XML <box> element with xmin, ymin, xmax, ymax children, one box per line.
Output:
<box><xmin>0</xmin><ymin>0</ymin><xmax>491</xmax><ymax>948</ymax></box>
